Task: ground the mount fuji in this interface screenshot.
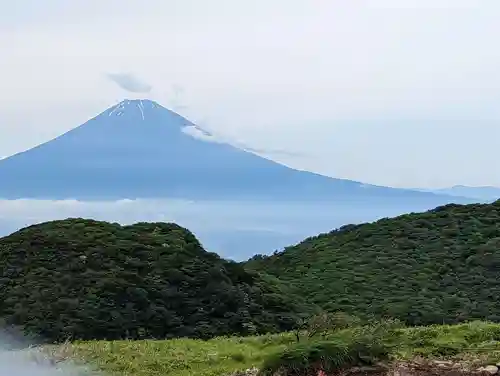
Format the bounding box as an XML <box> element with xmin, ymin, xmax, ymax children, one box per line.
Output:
<box><xmin>0</xmin><ymin>99</ymin><xmax>474</xmax><ymax>204</ymax></box>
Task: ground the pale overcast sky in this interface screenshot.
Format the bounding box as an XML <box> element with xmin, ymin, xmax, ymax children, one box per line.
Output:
<box><xmin>1</xmin><ymin>0</ymin><xmax>499</xmax><ymax>188</ymax></box>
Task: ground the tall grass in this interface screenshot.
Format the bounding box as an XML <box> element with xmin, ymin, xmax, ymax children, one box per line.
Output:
<box><xmin>259</xmin><ymin>318</ymin><xmax>397</xmax><ymax>376</ymax></box>
<box><xmin>66</xmin><ymin>334</ymin><xmax>295</xmax><ymax>376</ymax></box>
<box><xmin>395</xmin><ymin>321</ymin><xmax>500</xmax><ymax>361</ymax></box>
<box><xmin>61</xmin><ymin>321</ymin><xmax>500</xmax><ymax>376</ymax></box>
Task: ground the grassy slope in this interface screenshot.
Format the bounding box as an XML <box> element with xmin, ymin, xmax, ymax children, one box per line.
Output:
<box><xmin>65</xmin><ymin>322</ymin><xmax>500</xmax><ymax>376</ymax></box>
<box><xmin>69</xmin><ymin>334</ymin><xmax>293</xmax><ymax>376</ymax></box>
<box><xmin>246</xmin><ymin>201</ymin><xmax>500</xmax><ymax>325</ymax></box>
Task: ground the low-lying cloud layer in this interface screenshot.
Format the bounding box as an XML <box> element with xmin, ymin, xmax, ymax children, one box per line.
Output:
<box><xmin>0</xmin><ymin>198</ymin><xmax>422</xmax><ymax>260</ymax></box>
<box><xmin>0</xmin><ymin>198</ymin><xmax>337</xmax><ymax>238</ymax></box>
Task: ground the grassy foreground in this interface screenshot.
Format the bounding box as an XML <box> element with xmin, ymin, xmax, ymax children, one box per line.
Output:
<box><xmin>67</xmin><ymin>334</ymin><xmax>293</xmax><ymax>376</ymax></box>
<box><xmin>62</xmin><ymin>321</ymin><xmax>500</xmax><ymax>376</ymax></box>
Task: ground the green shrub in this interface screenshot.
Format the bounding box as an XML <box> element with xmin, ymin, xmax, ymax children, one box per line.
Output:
<box><xmin>426</xmin><ymin>338</ymin><xmax>468</xmax><ymax>357</ymax></box>
<box><xmin>259</xmin><ymin>333</ymin><xmax>390</xmax><ymax>376</ymax></box>
<box><xmin>462</xmin><ymin>321</ymin><xmax>500</xmax><ymax>343</ymax></box>
<box><xmin>230</xmin><ymin>353</ymin><xmax>246</xmax><ymax>363</ymax></box>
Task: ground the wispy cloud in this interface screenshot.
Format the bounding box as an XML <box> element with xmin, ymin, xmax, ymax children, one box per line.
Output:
<box><xmin>105</xmin><ymin>72</ymin><xmax>152</xmax><ymax>93</ymax></box>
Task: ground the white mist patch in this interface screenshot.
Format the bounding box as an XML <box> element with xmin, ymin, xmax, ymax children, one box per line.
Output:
<box><xmin>180</xmin><ymin>123</ymin><xmax>305</xmax><ymax>161</ymax></box>
<box><xmin>0</xmin><ymin>337</ymin><xmax>97</xmax><ymax>376</ymax></box>
<box><xmin>181</xmin><ymin>125</ymin><xmax>222</xmax><ymax>143</ymax></box>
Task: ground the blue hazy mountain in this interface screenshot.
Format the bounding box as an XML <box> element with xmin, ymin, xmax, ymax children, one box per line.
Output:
<box><xmin>0</xmin><ymin>99</ymin><xmax>475</xmax><ymax>204</ymax></box>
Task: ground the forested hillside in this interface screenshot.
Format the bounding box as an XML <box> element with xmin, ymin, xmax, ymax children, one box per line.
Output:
<box><xmin>0</xmin><ymin>219</ymin><xmax>307</xmax><ymax>342</ymax></box>
<box><xmin>5</xmin><ymin>201</ymin><xmax>500</xmax><ymax>345</ymax></box>
<box><xmin>247</xmin><ymin>201</ymin><xmax>500</xmax><ymax>325</ymax></box>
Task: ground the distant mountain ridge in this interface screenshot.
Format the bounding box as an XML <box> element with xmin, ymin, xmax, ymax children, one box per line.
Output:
<box><xmin>0</xmin><ymin>99</ymin><xmax>476</xmax><ymax>204</ymax></box>
<box><xmin>414</xmin><ymin>185</ymin><xmax>500</xmax><ymax>201</ymax></box>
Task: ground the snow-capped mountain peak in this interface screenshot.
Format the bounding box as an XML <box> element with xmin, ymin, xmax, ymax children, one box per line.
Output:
<box><xmin>105</xmin><ymin>98</ymin><xmax>220</xmax><ymax>143</ymax></box>
<box><xmin>107</xmin><ymin>99</ymin><xmax>161</xmax><ymax>120</ymax></box>
<box><xmin>0</xmin><ymin>99</ymin><xmax>476</xmax><ymax>207</ymax></box>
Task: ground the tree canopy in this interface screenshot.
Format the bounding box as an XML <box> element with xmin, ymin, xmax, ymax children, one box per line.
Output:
<box><xmin>0</xmin><ymin>218</ymin><xmax>305</xmax><ymax>342</ymax></box>
<box><xmin>5</xmin><ymin>201</ymin><xmax>500</xmax><ymax>342</ymax></box>
<box><xmin>247</xmin><ymin>201</ymin><xmax>500</xmax><ymax>325</ymax></box>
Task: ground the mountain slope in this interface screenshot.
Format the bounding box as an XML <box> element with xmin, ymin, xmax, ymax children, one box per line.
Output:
<box><xmin>0</xmin><ymin>99</ymin><xmax>474</xmax><ymax>203</ymax></box>
<box><xmin>0</xmin><ymin>218</ymin><xmax>308</xmax><ymax>342</ymax></box>
<box><xmin>246</xmin><ymin>200</ymin><xmax>500</xmax><ymax>325</ymax></box>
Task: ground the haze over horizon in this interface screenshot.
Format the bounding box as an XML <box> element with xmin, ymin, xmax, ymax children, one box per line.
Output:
<box><xmin>2</xmin><ymin>0</ymin><xmax>500</xmax><ymax>188</ymax></box>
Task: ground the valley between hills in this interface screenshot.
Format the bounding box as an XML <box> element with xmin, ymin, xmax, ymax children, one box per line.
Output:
<box><xmin>4</xmin><ymin>201</ymin><xmax>500</xmax><ymax>375</ymax></box>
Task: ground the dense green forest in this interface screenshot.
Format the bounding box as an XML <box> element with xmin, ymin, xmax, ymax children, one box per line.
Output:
<box><xmin>0</xmin><ymin>218</ymin><xmax>308</xmax><ymax>342</ymax></box>
<box><xmin>4</xmin><ymin>201</ymin><xmax>500</xmax><ymax>343</ymax></box>
<box><xmin>247</xmin><ymin>201</ymin><xmax>500</xmax><ymax>325</ymax></box>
